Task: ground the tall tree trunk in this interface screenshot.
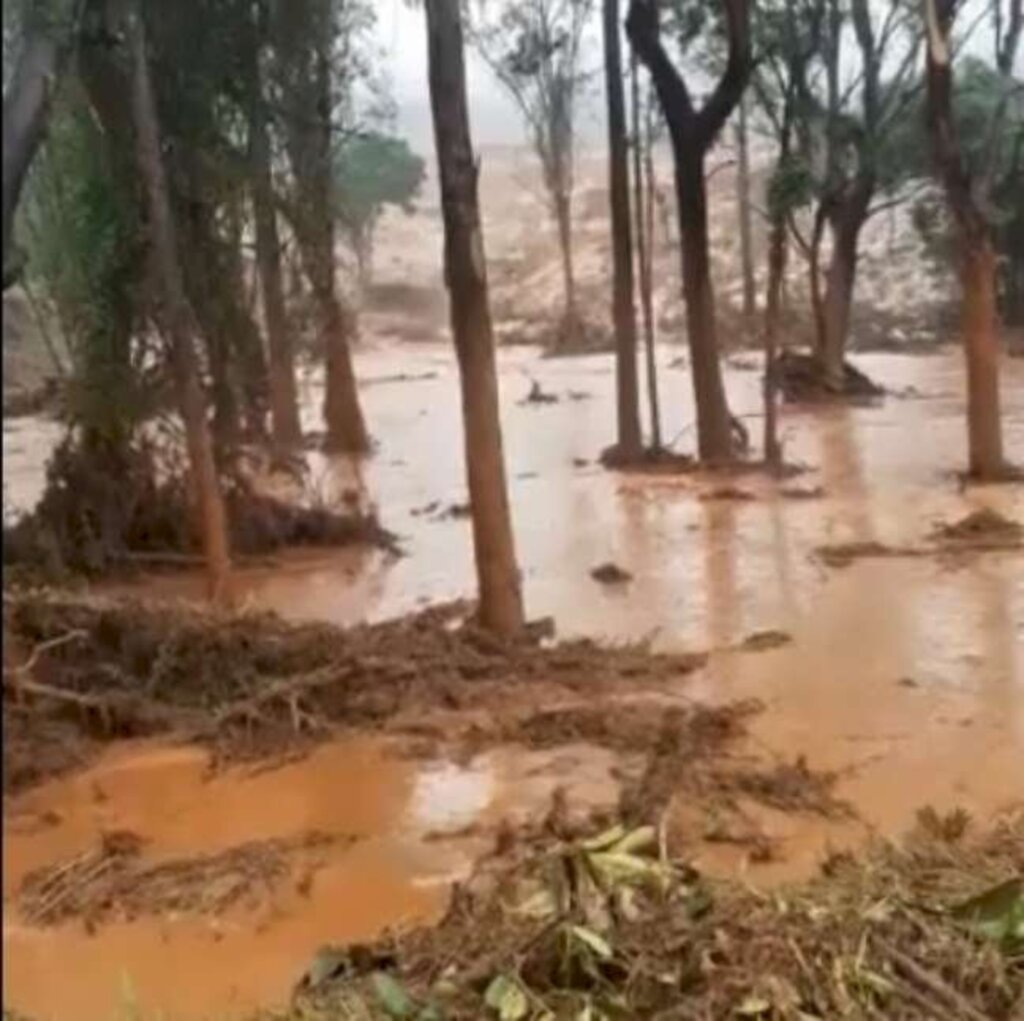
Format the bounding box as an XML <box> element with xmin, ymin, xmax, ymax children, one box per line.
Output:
<box><xmin>763</xmin><ymin>212</ymin><xmax>786</xmax><ymax>468</ymax></box>
<box><xmin>820</xmin><ymin>189</ymin><xmax>869</xmax><ymax>389</ymax></box>
<box><xmin>127</xmin><ymin>2</ymin><xmax>232</xmax><ymax>604</ymax></box>
<box><xmin>735</xmin><ymin>93</ymin><xmax>756</xmax><ymax>321</ymax></box>
<box><xmin>248</xmin><ymin>2</ymin><xmax>301</xmax><ymax>450</ymax></box>
<box><xmin>632</xmin><ymin>55</ymin><xmax>661</xmax><ymax>450</ymax></box>
<box><xmin>603</xmin><ymin>0</ymin><xmax>642</xmax><ymax>457</ymax></box>
<box><xmin>627</xmin><ymin>0</ymin><xmax>750</xmax><ymax>464</ymax></box>
<box><xmin>553</xmin><ymin>187</ymin><xmax>582</xmax><ymax>347</ymax></box>
<box><xmin>424</xmin><ymin>0</ymin><xmax>525</xmax><ymax>635</ymax></box>
<box><xmin>924</xmin><ymin>0</ymin><xmax>1004</xmax><ymax>479</ymax></box>
<box><xmin>2</xmin><ymin>26</ymin><xmax>67</xmax><ymax>286</ymax></box>
<box><xmin>278</xmin><ymin>0</ymin><xmax>369</xmax><ymax>453</ymax></box>
<box><xmin>807</xmin><ymin>204</ymin><xmax>827</xmax><ymax>358</ymax></box>
<box><xmin>675</xmin><ymin>150</ymin><xmax>735</xmax><ymax>461</ymax></box>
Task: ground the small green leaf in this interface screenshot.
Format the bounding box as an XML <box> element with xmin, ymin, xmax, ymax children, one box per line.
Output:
<box><xmin>484</xmin><ymin>974</ymin><xmax>529</xmax><ymax>1020</ymax></box>
<box><xmin>735</xmin><ymin>996</ymin><xmax>772</xmax><ymax>1016</ymax></box>
<box><xmin>570</xmin><ymin>925</ymin><xmax>614</xmax><ymax>960</ymax></box>
<box><xmin>372</xmin><ymin>972</ymin><xmax>416</xmax><ymax>1018</ymax></box>
<box><xmin>581</xmin><ymin>825</ymin><xmax>627</xmax><ymax>851</ymax></box>
<box><xmin>609</xmin><ymin>825</ymin><xmax>656</xmax><ymax>855</ymax></box>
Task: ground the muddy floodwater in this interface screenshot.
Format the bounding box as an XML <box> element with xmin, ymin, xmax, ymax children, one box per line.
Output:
<box><xmin>3</xmin><ymin>342</ymin><xmax>1023</xmax><ymax>1020</ymax></box>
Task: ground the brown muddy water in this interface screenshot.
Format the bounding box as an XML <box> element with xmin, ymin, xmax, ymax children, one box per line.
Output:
<box><xmin>3</xmin><ymin>343</ymin><xmax>1023</xmax><ymax>1019</ymax></box>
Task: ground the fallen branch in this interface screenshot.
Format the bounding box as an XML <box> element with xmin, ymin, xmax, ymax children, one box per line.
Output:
<box><xmin>878</xmin><ymin>937</ymin><xmax>993</xmax><ymax>1021</ymax></box>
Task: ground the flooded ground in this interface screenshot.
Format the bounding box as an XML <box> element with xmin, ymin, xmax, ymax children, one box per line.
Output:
<box><xmin>3</xmin><ymin>342</ymin><xmax>1022</xmax><ymax>1019</ymax></box>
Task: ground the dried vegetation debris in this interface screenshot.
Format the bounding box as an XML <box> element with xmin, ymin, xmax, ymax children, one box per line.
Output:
<box><xmin>18</xmin><ymin>829</ymin><xmax>341</xmax><ymax>927</ymax></box>
<box><xmin>272</xmin><ymin>809</ymin><xmax>1024</xmax><ymax>1021</ymax></box>
<box><xmin>1</xmin><ymin>591</ymin><xmax>707</xmax><ymax>794</ymax></box>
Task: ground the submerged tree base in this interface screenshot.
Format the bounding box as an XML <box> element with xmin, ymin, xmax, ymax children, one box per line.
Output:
<box><xmin>774</xmin><ymin>350</ymin><xmax>885</xmax><ymax>404</ymax></box>
<box><xmin>2</xmin><ymin>432</ymin><xmax>395</xmax><ymax>580</ymax></box>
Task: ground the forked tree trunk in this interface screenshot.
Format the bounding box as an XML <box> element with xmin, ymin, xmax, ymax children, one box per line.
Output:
<box><xmin>603</xmin><ymin>0</ymin><xmax>642</xmax><ymax>457</ymax></box>
<box><xmin>735</xmin><ymin>94</ymin><xmax>756</xmax><ymax>321</ymax></box>
<box><xmin>247</xmin><ymin>8</ymin><xmax>302</xmax><ymax>449</ymax></box>
<box><xmin>924</xmin><ymin>0</ymin><xmax>1004</xmax><ymax>479</ymax></box>
<box><xmin>127</xmin><ymin>3</ymin><xmax>232</xmax><ymax>603</ymax></box>
<box><xmin>627</xmin><ymin>0</ymin><xmax>750</xmax><ymax>464</ymax></box>
<box><xmin>425</xmin><ymin>0</ymin><xmax>525</xmax><ymax>635</ymax></box>
<box><xmin>632</xmin><ymin>56</ymin><xmax>661</xmax><ymax>450</ymax></box>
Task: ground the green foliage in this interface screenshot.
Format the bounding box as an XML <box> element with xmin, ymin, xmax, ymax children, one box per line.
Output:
<box><xmin>333</xmin><ymin>132</ymin><xmax>425</xmax><ymax>274</ymax></box>
<box><xmin>18</xmin><ymin>84</ymin><xmax>147</xmax><ymax>444</ymax></box>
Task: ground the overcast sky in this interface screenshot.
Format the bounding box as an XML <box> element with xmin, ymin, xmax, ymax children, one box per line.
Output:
<box><xmin>373</xmin><ymin>0</ymin><xmax>607</xmax><ymax>157</ymax></box>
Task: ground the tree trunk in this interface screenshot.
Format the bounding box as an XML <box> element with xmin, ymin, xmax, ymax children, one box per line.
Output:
<box><xmin>675</xmin><ymin>150</ymin><xmax>735</xmax><ymax>462</ymax></box>
<box><xmin>248</xmin><ymin>2</ymin><xmax>300</xmax><ymax>449</ymax></box>
<box><xmin>2</xmin><ymin>28</ymin><xmax>65</xmax><ymax>286</ymax></box>
<box><xmin>425</xmin><ymin>0</ymin><xmax>525</xmax><ymax>636</ymax></box>
<box><xmin>277</xmin><ymin>0</ymin><xmax>369</xmax><ymax>454</ymax></box>
<box><xmin>248</xmin><ymin>48</ymin><xmax>301</xmax><ymax>449</ymax></box>
<box><xmin>127</xmin><ymin>2</ymin><xmax>232</xmax><ymax>604</ymax></box>
<box><xmin>807</xmin><ymin>205</ymin><xmax>827</xmax><ymax>358</ymax></box>
<box><xmin>925</xmin><ymin>0</ymin><xmax>1004</xmax><ymax>479</ymax></box>
<box><xmin>821</xmin><ymin>192</ymin><xmax>868</xmax><ymax>389</ymax></box>
<box><xmin>553</xmin><ymin>187</ymin><xmax>582</xmax><ymax>347</ymax></box>
<box><xmin>763</xmin><ymin>212</ymin><xmax>786</xmax><ymax>468</ymax></box>
<box><xmin>735</xmin><ymin>93</ymin><xmax>756</xmax><ymax>321</ymax></box>
<box><xmin>961</xmin><ymin>239</ymin><xmax>1004</xmax><ymax>476</ymax></box>
<box><xmin>626</xmin><ymin>0</ymin><xmax>750</xmax><ymax>463</ymax></box>
<box><xmin>632</xmin><ymin>56</ymin><xmax>661</xmax><ymax>450</ymax></box>
<box><xmin>604</xmin><ymin>0</ymin><xmax>642</xmax><ymax>458</ymax></box>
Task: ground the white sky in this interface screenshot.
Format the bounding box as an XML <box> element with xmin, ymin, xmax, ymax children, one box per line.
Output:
<box><xmin>372</xmin><ymin>0</ymin><xmax>607</xmax><ymax>157</ymax></box>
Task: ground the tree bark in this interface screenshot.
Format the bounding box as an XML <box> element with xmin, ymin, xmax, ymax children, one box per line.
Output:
<box><xmin>763</xmin><ymin>211</ymin><xmax>786</xmax><ymax>468</ymax></box>
<box><xmin>277</xmin><ymin>0</ymin><xmax>369</xmax><ymax>454</ymax></box>
<box><xmin>627</xmin><ymin>0</ymin><xmax>751</xmax><ymax>463</ymax></box>
<box><xmin>2</xmin><ymin>25</ymin><xmax>68</xmax><ymax>286</ymax></box>
<box><xmin>736</xmin><ymin>93</ymin><xmax>756</xmax><ymax>321</ymax></box>
<box><xmin>553</xmin><ymin>186</ymin><xmax>582</xmax><ymax>347</ymax></box>
<box><xmin>603</xmin><ymin>0</ymin><xmax>642</xmax><ymax>457</ymax></box>
<box><xmin>127</xmin><ymin>2</ymin><xmax>232</xmax><ymax>604</ymax></box>
<box><xmin>924</xmin><ymin>0</ymin><xmax>1004</xmax><ymax>479</ymax></box>
<box><xmin>820</xmin><ymin>185</ymin><xmax>870</xmax><ymax>389</ymax></box>
<box><xmin>632</xmin><ymin>55</ymin><xmax>661</xmax><ymax>450</ymax></box>
<box><xmin>247</xmin><ymin>0</ymin><xmax>301</xmax><ymax>450</ymax></box>
<box><xmin>425</xmin><ymin>0</ymin><xmax>525</xmax><ymax>635</ymax></box>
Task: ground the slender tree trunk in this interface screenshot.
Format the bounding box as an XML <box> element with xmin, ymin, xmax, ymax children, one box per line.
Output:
<box><xmin>424</xmin><ymin>0</ymin><xmax>525</xmax><ymax>635</ymax></box>
<box><xmin>604</xmin><ymin>0</ymin><xmax>642</xmax><ymax>457</ymax></box>
<box><xmin>735</xmin><ymin>94</ymin><xmax>756</xmax><ymax>321</ymax></box>
<box><xmin>807</xmin><ymin>204</ymin><xmax>827</xmax><ymax>358</ymax></box>
<box><xmin>675</xmin><ymin>149</ymin><xmax>735</xmax><ymax>462</ymax></box>
<box><xmin>821</xmin><ymin>195</ymin><xmax>868</xmax><ymax>389</ymax></box>
<box><xmin>3</xmin><ymin>25</ymin><xmax>68</xmax><ymax>284</ymax></box>
<box><xmin>278</xmin><ymin>0</ymin><xmax>369</xmax><ymax>454</ymax></box>
<box><xmin>632</xmin><ymin>55</ymin><xmax>661</xmax><ymax>450</ymax></box>
<box><xmin>763</xmin><ymin>213</ymin><xmax>786</xmax><ymax>467</ymax></box>
<box><xmin>924</xmin><ymin>0</ymin><xmax>1004</xmax><ymax>478</ymax></box>
<box><xmin>553</xmin><ymin>187</ymin><xmax>581</xmax><ymax>347</ymax></box>
<box><xmin>127</xmin><ymin>2</ymin><xmax>232</xmax><ymax>604</ymax></box>
<box><xmin>247</xmin><ymin>25</ymin><xmax>301</xmax><ymax>449</ymax></box>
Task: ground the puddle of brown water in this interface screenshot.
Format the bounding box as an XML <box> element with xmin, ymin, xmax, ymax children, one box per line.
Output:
<box><xmin>3</xmin><ymin>737</ymin><xmax>620</xmax><ymax>1021</ymax></box>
